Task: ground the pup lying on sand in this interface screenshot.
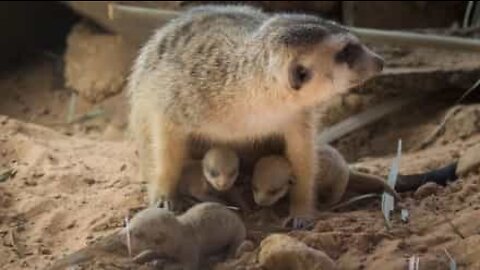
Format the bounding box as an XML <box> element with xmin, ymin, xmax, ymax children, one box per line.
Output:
<box><xmin>48</xmin><ymin>202</ymin><xmax>246</xmax><ymax>270</ymax></box>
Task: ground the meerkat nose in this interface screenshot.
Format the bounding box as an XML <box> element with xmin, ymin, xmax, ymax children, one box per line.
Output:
<box><xmin>216</xmin><ymin>179</ymin><xmax>230</xmax><ymax>190</ymax></box>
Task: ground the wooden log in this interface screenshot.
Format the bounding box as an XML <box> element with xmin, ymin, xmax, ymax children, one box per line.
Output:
<box><xmin>64</xmin><ymin>2</ymin><xmax>480</xmax><ymax>52</ymax></box>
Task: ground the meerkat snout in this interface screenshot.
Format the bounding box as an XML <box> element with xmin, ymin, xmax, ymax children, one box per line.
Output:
<box><xmin>254</xmin><ymin>185</ymin><xmax>289</xmax><ymax>207</ymax></box>
<box><xmin>335</xmin><ymin>41</ymin><xmax>384</xmax><ymax>81</ymax></box>
<box><xmin>202</xmin><ymin>147</ymin><xmax>240</xmax><ymax>191</ymax></box>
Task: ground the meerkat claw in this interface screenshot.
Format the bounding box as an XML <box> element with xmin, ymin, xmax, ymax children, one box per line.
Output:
<box><xmin>133</xmin><ymin>249</ymin><xmax>161</xmax><ymax>264</ymax></box>
<box><xmin>155</xmin><ymin>198</ymin><xmax>174</xmax><ymax>211</ymax></box>
<box><xmin>283</xmin><ymin>216</ymin><xmax>314</xmax><ymax>230</ymax></box>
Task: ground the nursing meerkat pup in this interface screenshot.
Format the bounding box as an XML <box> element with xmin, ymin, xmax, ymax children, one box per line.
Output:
<box><xmin>127</xmin><ymin>5</ymin><xmax>383</xmax><ymax>227</ymax></box>
<box><xmin>179</xmin><ymin>147</ymin><xmax>249</xmax><ymax>211</ymax></box>
<box><xmin>201</xmin><ymin>146</ymin><xmax>240</xmax><ymax>191</ymax></box>
<box><xmin>252</xmin><ymin>144</ymin><xmax>399</xmax><ymax>208</ymax></box>
<box><xmin>49</xmin><ymin>202</ymin><xmax>246</xmax><ymax>270</ymax></box>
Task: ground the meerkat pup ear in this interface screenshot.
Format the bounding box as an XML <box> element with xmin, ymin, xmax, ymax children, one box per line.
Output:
<box><xmin>288</xmin><ymin>62</ymin><xmax>312</xmax><ymax>90</ymax></box>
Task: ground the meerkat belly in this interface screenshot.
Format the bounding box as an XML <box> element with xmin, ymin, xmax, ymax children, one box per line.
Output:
<box><xmin>197</xmin><ymin>108</ymin><xmax>295</xmax><ymax>141</ymax></box>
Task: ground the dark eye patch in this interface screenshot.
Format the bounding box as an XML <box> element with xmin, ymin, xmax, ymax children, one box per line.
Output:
<box><xmin>289</xmin><ymin>63</ymin><xmax>312</xmax><ymax>90</ymax></box>
<box><xmin>335</xmin><ymin>43</ymin><xmax>362</xmax><ymax>68</ymax></box>
<box><xmin>209</xmin><ymin>169</ymin><xmax>219</xmax><ymax>178</ymax></box>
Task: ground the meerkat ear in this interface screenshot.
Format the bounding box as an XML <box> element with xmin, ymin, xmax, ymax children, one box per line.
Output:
<box><xmin>288</xmin><ymin>62</ymin><xmax>311</xmax><ymax>91</ymax></box>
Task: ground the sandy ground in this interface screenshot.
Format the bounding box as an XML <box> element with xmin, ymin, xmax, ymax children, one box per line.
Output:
<box><xmin>1</xmin><ymin>45</ymin><xmax>480</xmax><ymax>269</ymax></box>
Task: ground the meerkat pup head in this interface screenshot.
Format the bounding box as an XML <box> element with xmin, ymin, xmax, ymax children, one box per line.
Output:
<box><xmin>253</xmin><ymin>14</ymin><xmax>383</xmax><ymax>107</ymax></box>
<box><xmin>202</xmin><ymin>147</ymin><xmax>240</xmax><ymax>191</ymax></box>
<box><xmin>122</xmin><ymin>208</ymin><xmax>183</xmax><ymax>256</ymax></box>
<box><xmin>252</xmin><ymin>156</ymin><xmax>294</xmax><ymax>206</ymax></box>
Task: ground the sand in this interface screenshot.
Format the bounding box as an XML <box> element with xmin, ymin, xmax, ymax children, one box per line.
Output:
<box><xmin>1</xmin><ymin>44</ymin><xmax>480</xmax><ymax>270</ymax></box>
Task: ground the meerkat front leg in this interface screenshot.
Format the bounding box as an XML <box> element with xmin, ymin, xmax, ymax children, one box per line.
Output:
<box><xmin>284</xmin><ymin>112</ymin><xmax>317</xmax><ymax>229</ymax></box>
<box><xmin>149</xmin><ymin>116</ymin><xmax>188</xmax><ymax>211</ymax></box>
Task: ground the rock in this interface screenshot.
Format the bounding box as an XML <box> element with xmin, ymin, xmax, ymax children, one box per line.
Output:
<box><xmin>456</xmin><ymin>144</ymin><xmax>480</xmax><ymax>176</ymax></box>
<box><xmin>64</xmin><ymin>22</ymin><xmax>135</xmax><ymax>103</ymax></box>
<box><xmin>258</xmin><ymin>234</ymin><xmax>337</xmax><ymax>270</ymax></box>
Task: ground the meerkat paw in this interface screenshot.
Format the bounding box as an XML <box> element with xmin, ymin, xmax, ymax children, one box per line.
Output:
<box><xmin>154</xmin><ymin>199</ymin><xmax>169</xmax><ymax>209</ymax></box>
<box><xmin>282</xmin><ymin>216</ymin><xmax>315</xmax><ymax>230</ymax></box>
<box><xmin>152</xmin><ymin>196</ymin><xmax>187</xmax><ymax>213</ymax></box>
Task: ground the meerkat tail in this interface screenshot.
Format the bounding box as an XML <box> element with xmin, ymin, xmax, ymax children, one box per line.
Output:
<box><xmin>47</xmin><ymin>233</ymin><xmax>125</xmax><ymax>270</ymax></box>
<box><xmin>348</xmin><ymin>170</ymin><xmax>401</xmax><ymax>200</ymax></box>
<box><xmin>48</xmin><ymin>249</ymin><xmax>96</xmax><ymax>270</ymax></box>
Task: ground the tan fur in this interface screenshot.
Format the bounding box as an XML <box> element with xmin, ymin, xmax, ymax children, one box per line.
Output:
<box><xmin>258</xmin><ymin>234</ymin><xmax>337</xmax><ymax>270</ymax></box>
<box><xmin>178</xmin><ymin>147</ymin><xmax>248</xmax><ymax>211</ymax></box>
<box><xmin>202</xmin><ymin>147</ymin><xmax>239</xmax><ymax>191</ymax></box>
<box><xmin>127</xmin><ymin>4</ymin><xmax>383</xmax><ymax>220</ymax></box>
<box><xmin>48</xmin><ymin>202</ymin><xmax>246</xmax><ymax>270</ymax></box>
<box><xmin>252</xmin><ymin>156</ymin><xmax>293</xmax><ymax>206</ymax></box>
<box><xmin>252</xmin><ymin>144</ymin><xmax>399</xmax><ymax>208</ymax></box>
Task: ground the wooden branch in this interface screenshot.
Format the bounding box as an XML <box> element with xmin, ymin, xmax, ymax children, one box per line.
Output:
<box><xmin>107</xmin><ymin>3</ymin><xmax>179</xmax><ymax>44</ymax></box>
<box><xmin>317</xmin><ymin>96</ymin><xmax>422</xmax><ymax>144</ymax></box>
<box><xmin>65</xmin><ymin>2</ymin><xmax>480</xmax><ymax>52</ymax></box>
<box><xmin>351</xmin><ymin>27</ymin><xmax>480</xmax><ymax>52</ymax></box>
<box><xmin>64</xmin><ymin>2</ymin><xmax>179</xmax><ymax>45</ymax></box>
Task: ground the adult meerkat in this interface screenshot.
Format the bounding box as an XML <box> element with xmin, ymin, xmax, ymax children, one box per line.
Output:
<box><xmin>49</xmin><ymin>202</ymin><xmax>246</xmax><ymax>270</ymax></box>
<box><xmin>252</xmin><ymin>144</ymin><xmax>399</xmax><ymax>208</ymax></box>
<box><xmin>127</xmin><ymin>5</ymin><xmax>384</xmax><ymax>226</ymax></box>
<box><xmin>179</xmin><ymin>147</ymin><xmax>249</xmax><ymax>211</ymax></box>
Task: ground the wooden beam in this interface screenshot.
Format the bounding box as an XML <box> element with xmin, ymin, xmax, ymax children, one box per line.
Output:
<box><xmin>65</xmin><ymin>2</ymin><xmax>480</xmax><ymax>51</ymax></box>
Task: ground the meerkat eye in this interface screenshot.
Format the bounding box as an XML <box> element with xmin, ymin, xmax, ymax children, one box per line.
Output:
<box><xmin>288</xmin><ymin>63</ymin><xmax>312</xmax><ymax>91</ymax></box>
<box><xmin>335</xmin><ymin>42</ymin><xmax>362</xmax><ymax>67</ymax></box>
<box><xmin>209</xmin><ymin>169</ymin><xmax>219</xmax><ymax>178</ymax></box>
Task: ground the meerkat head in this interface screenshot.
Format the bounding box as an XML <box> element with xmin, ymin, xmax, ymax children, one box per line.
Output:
<box><xmin>124</xmin><ymin>208</ymin><xmax>183</xmax><ymax>255</ymax></box>
<box><xmin>202</xmin><ymin>147</ymin><xmax>240</xmax><ymax>191</ymax></box>
<box><xmin>254</xmin><ymin>14</ymin><xmax>383</xmax><ymax>107</ymax></box>
<box><xmin>252</xmin><ymin>156</ymin><xmax>294</xmax><ymax>207</ymax></box>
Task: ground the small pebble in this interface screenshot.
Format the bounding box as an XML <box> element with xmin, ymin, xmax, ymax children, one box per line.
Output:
<box><xmin>120</xmin><ymin>164</ymin><xmax>127</xmax><ymax>171</ymax></box>
<box><xmin>66</xmin><ymin>221</ymin><xmax>76</xmax><ymax>230</ymax></box>
<box><xmin>83</xmin><ymin>178</ymin><xmax>95</xmax><ymax>185</ymax></box>
<box><xmin>24</xmin><ymin>180</ymin><xmax>37</xmax><ymax>187</ymax></box>
<box><xmin>40</xmin><ymin>247</ymin><xmax>52</xmax><ymax>255</ymax></box>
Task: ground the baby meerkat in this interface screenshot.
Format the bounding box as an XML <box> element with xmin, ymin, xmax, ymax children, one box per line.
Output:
<box><xmin>127</xmin><ymin>4</ymin><xmax>383</xmax><ymax>227</ymax></box>
<box><xmin>202</xmin><ymin>146</ymin><xmax>239</xmax><ymax>191</ymax></box>
<box><xmin>179</xmin><ymin>147</ymin><xmax>249</xmax><ymax>211</ymax></box>
<box><xmin>49</xmin><ymin>202</ymin><xmax>246</xmax><ymax>270</ymax></box>
<box><xmin>252</xmin><ymin>144</ymin><xmax>399</xmax><ymax>208</ymax></box>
